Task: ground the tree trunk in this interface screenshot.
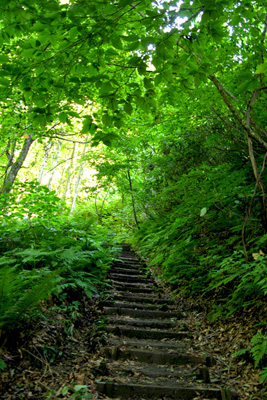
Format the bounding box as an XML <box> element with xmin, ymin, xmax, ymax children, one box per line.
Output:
<box><xmin>120</xmin><ymin>193</ymin><xmax>125</xmax><ymax>234</ymax></box>
<box><xmin>47</xmin><ymin>141</ymin><xmax>62</xmax><ymax>190</ymax></box>
<box><xmin>38</xmin><ymin>141</ymin><xmax>52</xmax><ymax>184</ymax></box>
<box><xmin>247</xmin><ymin>136</ymin><xmax>267</xmax><ymax>232</ymax></box>
<box><xmin>127</xmin><ymin>166</ymin><xmax>139</xmax><ymax>229</ymax></box>
<box><xmin>57</xmin><ymin>147</ymin><xmax>69</xmax><ymax>196</ymax></box>
<box><xmin>99</xmin><ymin>186</ymin><xmax>110</xmax><ymax>223</ymax></box>
<box><xmin>209</xmin><ymin>74</ymin><xmax>267</xmax><ymax>231</ymax></box>
<box><xmin>62</xmin><ymin>143</ymin><xmax>76</xmax><ymax>199</ymax></box>
<box><xmin>1</xmin><ymin>134</ymin><xmax>34</xmax><ymax>193</ymax></box>
<box><xmin>70</xmin><ymin>137</ymin><xmax>89</xmax><ymax>214</ymax></box>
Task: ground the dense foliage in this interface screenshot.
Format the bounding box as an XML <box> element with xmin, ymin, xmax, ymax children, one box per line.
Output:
<box><xmin>0</xmin><ymin>181</ymin><xmax>119</xmax><ymax>333</ymax></box>
<box><xmin>1</xmin><ymin>0</ymin><xmax>267</xmax><ymax>381</ymax></box>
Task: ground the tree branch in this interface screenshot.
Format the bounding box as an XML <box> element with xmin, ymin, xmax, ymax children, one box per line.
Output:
<box><xmin>49</xmin><ymin>136</ymin><xmax>92</xmax><ymax>145</ymax></box>
<box><xmin>210</xmin><ymin>106</ymin><xmax>244</xmax><ymax>136</ymax></box>
<box><xmin>209</xmin><ymin>74</ymin><xmax>267</xmax><ymax>150</ymax></box>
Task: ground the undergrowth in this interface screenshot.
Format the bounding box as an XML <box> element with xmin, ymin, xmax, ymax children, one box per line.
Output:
<box><xmin>130</xmin><ymin>162</ymin><xmax>267</xmax><ymax>379</ymax></box>
<box><xmin>0</xmin><ymin>180</ymin><xmax>120</xmax><ymax>338</ymax></box>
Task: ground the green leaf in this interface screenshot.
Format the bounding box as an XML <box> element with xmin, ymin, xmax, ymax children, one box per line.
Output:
<box><xmin>0</xmin><ymin>77</ymin><xmax>10</xmax><ymax>86</ymax></box>
<box><xmin>0</xmin><ymin>359</ymin><xmax>7</xmax><ymax>371</ymax></box>
<box><xmin>21</xmin><ymin>48</ymin><xmax>36</xmax><ymax>58</ymax></box>
<box><xmin>59</xmin><ymin>112</ymin><xmax>68</xmax><ymax>123</ymax></box>
<box><xmin>200</xmin><ymin>207</ymin><xmax>207</xmax><ymax>217</ymax></box>
<box><xmin>124</xmin><ymin>102</ymin><xmax>133</xmax><ymax>115</ymax></box>
<box><xmin>74</xmin><ymin>384</ymin><xmax>87</xmax><ymax>392</ymax></box>
<box><xmin>112</xmin><ymin>38</ymin><xmax>123</xmax><ymax>50</ymax></box>
<box><xmin>61</xmin><ymin>386</ymin><xmax>69</xmax><ymax>395</ymax></box>
<box><xmin>255</xmin><ymin>63</ymin><xmax>267</xmax><ymax>74</ymax></box>
<box><xmin>0</xmin><ymin>55</ymin><xmax>9</xmax><ymax>62</ymax></box>
<box><xmin>102</xmin><ymin>113</ymin><xmax>113</xmax><ymax>126</ymax></box>
<box><xmin>121</xmin><ymin>34</ymin><xmax>140</xmax><ymax>42</ymax></box>
<box><xmin>87</xmin><ymin>64</ymin><xmax>98</xmax><ymax>76</ymax></box>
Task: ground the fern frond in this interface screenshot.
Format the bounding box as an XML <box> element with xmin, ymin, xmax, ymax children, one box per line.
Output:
<box><xmin>0</xmin><ymin>266</ymin><xmax>61</xmax><ymax>329</ymax></box>
<box><xmin>250</xmin><ymin>331</ymin><xmax>267</xmax><ymax>368</ymax></box>
<box><xmin>259</xmin><ymin>367</ymin><xmax>267</xmax><ymax>383</ymax></box>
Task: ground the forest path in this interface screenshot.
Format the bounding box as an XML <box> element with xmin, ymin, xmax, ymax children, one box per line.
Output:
<box><xmin>95</xmin><ymin>244</ymin><xmax>238</xmax><ymax>400</ymax></box>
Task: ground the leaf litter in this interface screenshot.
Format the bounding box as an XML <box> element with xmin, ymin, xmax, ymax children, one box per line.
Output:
<box><xmin>0</xmin><ymin>288</ymin><xmax>266</xmax><ymax>399</ymax></box>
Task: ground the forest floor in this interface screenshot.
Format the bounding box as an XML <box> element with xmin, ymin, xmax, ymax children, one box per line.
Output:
<box><xmin>0</xmin><ymin>288</ymin><xmax>266</xmax><ymax>399</ymax></box>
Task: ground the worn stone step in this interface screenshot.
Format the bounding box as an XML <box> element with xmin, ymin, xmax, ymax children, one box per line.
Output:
<box><xmin>103</xmin><ymin>346</ymin><xmax>211</xmax><ymax>366</ymax></box>
<box><xmin>96</xmin><ymin>381</ymin><xmax>235</xmax><ymax>399</ymax></box>
<box><xmin>100</xmin><ymin>361</ymin><xmax>211</xmax><ymax>383</ymax></box>
<box><xmin>110</xmin><ymin>280</ymin><xmax>154</xmax><ymax>288</ymax></box>
<box><xmin>106</xmin><ymin>316</ymin><xmax>181</xmax><ymax>330</ymax></box>
<box><xmin>111</xmin><ymin>265</ymin><xmax>144</xmax><ymax>272</ymax></box>
<box><xmin>112</xmin><ymin>293</ymin><xmax>172</xmax><ymax>303</ymax></box>
<box><xmin>111</xmin><ymin>285</ymin><xmax>155</xmax><ymax>294</ymax></box>
<box><xmin>109</xmin><ymin>274</ymin><xmax>154</xmax><ymax>283</ymax></box>
<box><xmin>106</xmin><ymin>337</ymin><xmax>190</xmax><ymax>350</ymax></box>
<box><xmin>112</xmin><ymin>262</ymin><xmax>142</xmax><ymax>268</ymax></box>
<box><xmin>109</xmin><ymin>267</ymin><xmax>145</xmax><ymax>275</ymax></box>
<box><xmin>103</xmin><ymin>307</ymin><xmax>180</xmax><ymax>319</ymax></box>
<box><xmin>116</xmin><ymin>259</ymin><xmax>144</xmax><ymax>268</ymax></box>
<box><xmin>106</xmin><ymin>325</ymin><xmax>190</xmax><ymax>340</ymax></box>
<box><xmin>118</xmin><ymin>256</ymin><xmax>140</xmax><ymax>262</ymax></box>
<box><xmin>102</xmin><ymin>300</ymin><xmax>177</xmax><ymax>311</ymax></box>
<box><xmin>114</xmin><ymin>262</ymin><xmax>141</xmax><ymax>268</ymax></box>
<box><xmin>113</xmin><ymin>287</ymin><xmax>155</xmax><ymax>294</ymax></box>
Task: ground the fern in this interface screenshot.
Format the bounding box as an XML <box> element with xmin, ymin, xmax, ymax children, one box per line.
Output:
<box><xmin>61</xmin><ymin>268</ymin><xmax>99</xmax><ymax>298</ymax></box>
<box><xmin>0</xmin><ymin>265</ymin><xmax>61</xmax><ymax>329</ymax></box>
<box><xmin>250</xmin><ymin>331</ymin><xmax>267</xmax><ymax>368</ymax></box>
<box><xmin>232</xmin><ymin>331</ymin><xmax>267</xmax><ymax>371</ymax></box>
<box><xmin>259</xmin><ymin>367</ymin><xmax>267</xmax><ymax>383</ymax></box>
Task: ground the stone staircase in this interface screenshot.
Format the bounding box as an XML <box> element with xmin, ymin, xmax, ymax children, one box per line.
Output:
<box><xmin>95</xmin><ymin>244</ymin><xmax>238</xmax><ymax>400</ymax></box>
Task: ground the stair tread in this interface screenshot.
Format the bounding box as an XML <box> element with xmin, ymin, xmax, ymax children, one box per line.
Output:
<box><xmin>103</xmin><ymin>306</ymin><xmax>180</xmax><ymax>318</ymax></box>
<box><xmin>96</xmin><ymin>381</ymin><xmax>234</xmax><ymax>399</ymax></box>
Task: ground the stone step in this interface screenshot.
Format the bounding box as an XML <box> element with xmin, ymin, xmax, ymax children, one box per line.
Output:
<box><xmin>102</xmin><ymin>300</ymin><xmax>177</xmax><ymax>311</ymax></box>
<box><xmin>110</xmin><ymin>280</ymin><xmax>154</xmax><ymax>289</ymax></box>
<box><xmin>109</xmin><ymin>274</ymin><xmax>154</xmax><ymax>283</ymax></box>
<box><xmin>112</xmin><ymin>293</ymin><xmax>172</xmax><ymax>303</ymax></box>
<box><xmin>116</xmin><ymin>259</ymin><xmax>142</xmax><ymax>265</ymax></box>
<box><xmin>113</xmin><ymin>287</ymin><xmax>155</xmax><ymax>294</ymax></box>
<box><xmin>103</xmin><ymin>307</ymin><xmax>180</xmax><ymax>319</ymax></box>
<box><xmin>102</xmin><ymin>346</ymin><xmax>211</xmax><ymax>366</ymax></box>
<box><xmin>106</xmin><ymin>337</ymin><xmax>190</xmax><ymax>350</ymax></box>
<box><xmin>109</xmin><ymin>266</ymin><xmax>146</xmax><ymax>277</ymax></box>
<box><xmin>96</xmin><ymin>381</ymin><xmax>234</xmax><ymax>399</ymax></box>
<box><xmin>106</xmin><ymin>325</ymin><xmax>190</xmax><ymax>340</ymax></box>
<box><xmin>99</xmin><ymin>361</ymin><xmax>211</xmax><ymax>382</ymax></box>
<box><xmin>117</xmin><ymin>255</ymin><xmax>142</xmax><ymax>264</ymax></box>
<box><xmin>106</xmin><ymin>316</ymin><xmax>181</xmax><ymax>330</ymax></box>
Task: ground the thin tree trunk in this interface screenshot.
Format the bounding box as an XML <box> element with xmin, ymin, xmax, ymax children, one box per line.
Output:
<box><xmin>38</xmin><ymin>141</ymin><xmax>52</xmax><ymax>184</ymax></box>
<box><xmin>70</xmin><ymin>136</ymin><xmax>89</xmax><ymax>214</ymax></box>
<box><xmin>1</xmin><ymin>134</ymin><xmax>34</xmax><ymax>193</ymax></box>
<box><xmin>62</xmin><ymin>143</ymin><xmax>76</xmax><ymax>199</ymax></box>
<box><xmin>247</xmin><ymin>136</ymin><xmax>267</xmax><ymax>231</ymax></box>
<box><xmin>127</xmin><ymin>166</ymin><xmax>139</xmax><ymax>229</ymax></box>
<box><xmin>95</xmin><ymin>192</ymin><xmax>100</xmax><ymax>219</ymax></box>
<box><xmin>209</xmin><ymin>74</ymin><xmax>267</xmax><ymax>231</ymax></box>
<box><xmin>120</xmin><ymin>193</ymin><xmax>125</xmax><ymax>234</ymax></box>
<box><xmin>4</xmin><ymin>138</ymin><xmax>17</xmax><ymax>175</ymax></box>
<box><xmin>57</xmin><ymin>148</ymin><xmax>69</xmax><ymax>196</ymax></box>
<box><xmin>99</xmin><ymin>186</ymin><xmax>110</xmax><ymax>223</ymax></box>
<box><xmin>47</xmin><ymin>141</ymin><xmax>62</xmax><ymax>190</ymax></box>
